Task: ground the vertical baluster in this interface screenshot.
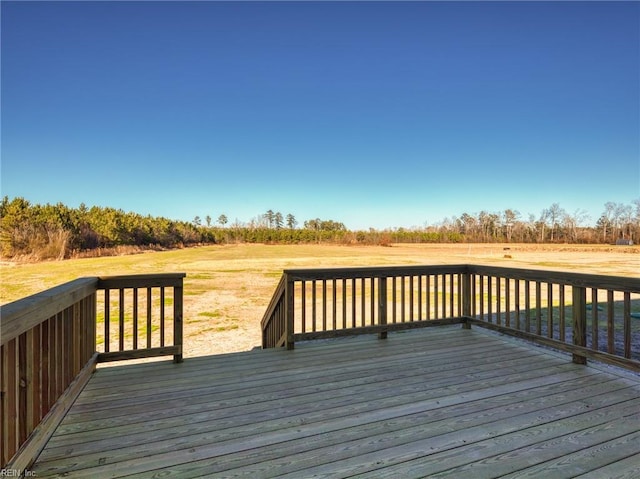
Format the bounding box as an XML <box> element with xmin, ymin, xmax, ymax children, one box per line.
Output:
<box><xmin>401</xmin><ymin>276</ymin><xmax>406</xmax><ymax>323</ymax></box>
<box><xmin>301</xmin><ymin>281</ymin><xmax>306</xmax><ymax>333</ymax></box>
<box><xmin>547</xmin><ymin>283</ymin><xmax>553</xmax><ymax>339</ymax></box>
<box><xmin>91</xmin><ymin>293</ymin><xmax>97</xmax><ymax>358</ymax></box>
<box><xmin>479</xmin><ymin>275</ymin><xmax>484</xmax><ymax>321</ymax></box>
<box><xmin>160</xmin><ymin>286</ymin><xmax>166</xmax><ymax>347</ymax></box>
<box><xmin>417</xmin><ymin>274</ymin><xmax>422</xmax><ymax>321</ymax></box>
<box><xmin>392</xmin><ymin>277</ymin><xmax>397</xmax><ymax>324</ymax></box>
<box><xmin>425</xmin><ymin>274</ymin><xmax>431</xmax><ymax>319</ymax></box>
<box><xmin>285</xmin><ymin>275</ymin><xmax>295</xmax><ymax>350</ymax></box>
<box><xmin>624</xmin><ymin>292</ymin><xmax>631</xmax><ymax>359</ymax></box>
<box><xmin>322</xmin><ymin>279</ymin><xmax>327</xmax><ymax>331</ymax></box>
<box><xmin>535</xmin><ymin>282</ymin><xmax>542</xmax><ymax>336</ymax></box>
<box><xmin>146</xmin><ymin>287</ymin><xmax>152</xmax><ymax>349</ymax></box>
<box><xmin>514</xmin><ymin>279</ymin><xmax>520</xmax><ymax>329</ymax></box>
<box><xmin>471</xmin><ymin>274</ymin><xmax>476</xmax><ymax>317</ymax></box>
<box><xmin>370</xmin><ymin>277</ymin><xmax>376</xmax><ymax>326</ymax></box>
<box><xmin>360</xmin><ymin>278</ymin><xmax>366</xmax><ymax>327</ymax></box>
<box><xmin>351</xmin><ymin>278</ymin><xmax>356</xmax><ymax>328</ymax></box>
<box><xmin>0</xmin><ymin>343</ymin><xmax>6</xmax><ymax>466</ymax></box>
<box><xmin>462</xmin><ymin>272</ymin><xmax>471</xmax><ymax>329</ymax></box>
<box><xmin>173</xmin><ymin>282</ymin><xmax>184</xmax><ymax>363</ymax></box>
<box><xmin>572</xmin><ymin>285</ymin><xmax>587</xmax><ymax>365</ymax></box>
<box><xmin>119</xmin><ymin>288</ymin><xmax>125</xmax><ymax>352</ymax></box>
<box><xmin>51</xmin><ymin>314</ymin><xmax>58</xmax><ymax>402</ymax></box>
<box><xmin>41</xmin><ymin>318</ymin><xmax>50</xmax><ymax>418</ymax></box>
<box><xmin>607</xmin><ymin>290</ymin><xmax>615</xmax><ymax>354</ymax></box>
<box><xmin>64</xmin><ymin>307</ymin><xmax>72</xmax><ymax>391</ymax></box>
<box><xmin>57</xmin><ymin>312</ymin><xmax>64</xmax><ymax>398</ymax></box>
<box><xmin>378</xmin><ymin>276</ymin><xmax>387</xmax><ymax>339</ymax></box>
<box><xmin>72</xmin><ymin>301</ymin><xmax>81</xmax><ymax>374</ymax></box>
<box><xmin>104</xmin><ymin>289</ymin><xmax>110</xmax><ymax>353</ymax></box>
<box><xmin>133</xmin><ymin>288</ymin><xmax>138</xmax><ymax>350</ymax></box>
<box><xmin>449</xmin><ymin>273</ymin><xmax>462</xmax><ymax>318</ymax></box>
<box><xmin>450</xmin><ymin>273</ymin><xmax>455</xmax><ymax>318</ymax></box>
<box><xmin>18</xmin><ymin>332</ymin><xmax>27</xmax><ymax>445</ymax></box>
<box><xmin>559</xmin><ymin>285</ymin><xmax>565</xmax><ymax>342</ymax></box>
<box><xmin>504</xmin><ymin>278</ymin><xmax>510</xmax><ymax>327</ymax></box>
<box><xmin>4</xmin><ymin>338</ymin><xmax>17</xmax><ymax>463</ymax></box>
<box><xmin>440</xmin><ymin>274</ymin><xmax>447</xmax><ymax>318</ymax></box>
<box><xmin>409</xmin><ymin>276</ymin><xmax>414</xmax><ymax>321</ymax></box>
<box><xmin>312</xmin><ymin>280</ymin><xmax>317</xmax><ymax>333</ymax></box>
<box><xmin>591</xmin><ymin>288</ymin><xmax>598</xmax><ymax>352</ymax></box>
<box><xmin>434</xmin><ymin>275</ymin><xmax>439</xmax><ymax>319</ymax></box>
<box><xmin>332</xmin><ymin>279</ymin><xmax>337</xmax><ymax>331</ymax></box>
<box><xmin>496</xmin><ymin>277</ymin><xmax>502</xmax><ymax>325</ymax></box>
<box><xmin>487</xmin><ymin>277</ymin><xmax>493</xmax><ymax>323</ymax></box>
<box><xmin>341</xmin><ymin>279</ymin><xmax>347</xmax><ymax>330</ymax></box>
<box><xmin>524</xmin><ymin>281</ymin><xmax>531</xmax><ymax>332</ymax></box>
<box><xmin>29</xmin><ymin>324</ymin><xmax>41</xmax><ymax>433</ymax></box>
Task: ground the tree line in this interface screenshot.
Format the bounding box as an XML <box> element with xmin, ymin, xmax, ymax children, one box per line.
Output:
<box><xmin>0</xmin><ymin>196</ymin><xmax>638</xmax><ymax>260</ymax></box>
<box><xmin>432</xmin><ymin>201</ymin><xmax>639</xmax><ymax>244</ymax></box>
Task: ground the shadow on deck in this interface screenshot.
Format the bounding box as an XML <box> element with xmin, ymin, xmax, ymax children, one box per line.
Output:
<box><xmin>30</xmin><ymin>326</ymin><xmax>640</xmax><ymax>478</ymax></box>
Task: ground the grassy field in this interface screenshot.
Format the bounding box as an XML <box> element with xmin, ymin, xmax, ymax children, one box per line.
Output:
<box><xmin>2</xmin><ymin>243</ymin><xmax>638</xmax><ymax>356</ymax></box>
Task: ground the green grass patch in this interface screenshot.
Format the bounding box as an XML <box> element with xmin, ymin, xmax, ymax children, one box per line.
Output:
<box><xmin>263</xmin><ymin>271</ymin><xmax>283</xmax><ymax>278</ymax></box>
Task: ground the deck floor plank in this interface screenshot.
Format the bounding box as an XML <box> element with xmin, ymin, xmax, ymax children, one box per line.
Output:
<box><xmin>573</xmin><ymin>451</ymin><xmax>640</xmax><ymax>479</ymax></box>
<box><xmin>500</xmin><ymin>430</ymin><xmax>640</xmax><ymax>479</ymax></box>
<box><xmin>30</xmin><ymin>326</ymin><xmax>640</xmax><ymax>479</ymax></box>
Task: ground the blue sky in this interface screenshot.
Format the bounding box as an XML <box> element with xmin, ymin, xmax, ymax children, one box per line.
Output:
<box><xmin>2</xmin><ymin>1</ymin><xmax>639</xmax><ymax>230</ymax></box>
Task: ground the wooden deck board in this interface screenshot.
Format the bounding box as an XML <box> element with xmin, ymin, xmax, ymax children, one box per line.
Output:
<box><xmin>30</xmin><ymin>326</ymin><xmax>640</xmax><ymax>478</ymax></box>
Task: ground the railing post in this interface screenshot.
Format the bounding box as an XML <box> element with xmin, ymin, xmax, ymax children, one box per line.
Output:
<box><xmin>572</xmin><ymin>285</ymin><xmax>587</xmax><ymax>365</ymax></box>
<box><xmin>378</xmin><ymin>276</ymin><xmax>387</xmax><ymax>339</ymax></box>
<box><xmin>285</xmin><ymin>275</ymin><xmax>295</xmax><ymax>350</ymax></box>
<box><xmin>462</xmin><ymin>271</ymin><xmax>472</xmax><ymax>329</ymax></box>
<box><xmin>173</xmin><ymin>280</ymin><xmax>184</xmax><ymax>363</ymax></box>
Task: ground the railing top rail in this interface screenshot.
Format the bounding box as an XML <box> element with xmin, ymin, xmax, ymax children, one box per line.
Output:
<box><xmin>1</xmin><ymin>273</ymin><xmax>188</xmax><ymax>346</ymax></box>
<box><xmin>1</xmin><ymin>276</ymin><xmax>99</xmax><ymax>345</ymax></box>
<box><xmin>98</xmin><ymin>273</ymin><xmax>187</xmax><ymax>289</ymax></box>
<box><xmin>283</xmin><ymin>264</ymin><xmax>469</xmax><ymax>281</ymax></box>
<box><xmin>467</xmin><ymin>265</ymin><xmax>640</xmax><ymax>292</ymax></box>
<box><xmin>280</xmin><ymin>264</ymin><xmax>639</xmax><ymax>291</ymax></box>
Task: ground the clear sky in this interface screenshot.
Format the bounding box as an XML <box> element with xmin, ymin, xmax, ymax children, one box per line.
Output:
<box><xmin>1</xmin><ymin>1</ymin><xmax>639</xmax><ymax>230</ymax></box>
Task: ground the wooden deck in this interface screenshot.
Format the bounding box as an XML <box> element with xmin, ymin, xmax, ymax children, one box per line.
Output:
<box><xmin>30</xmin><ymin>325</ymin><xmax>640</xmax><ymax>478</ymax></box>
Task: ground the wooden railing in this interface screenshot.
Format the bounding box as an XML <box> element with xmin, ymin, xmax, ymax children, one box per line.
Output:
<box><xmin>261</xmin><ymin>275</ymin><xmax>287</xmax><ymax>348</ymax></box>
<box><xmin>261</xmin><ymin>265</ymin><xmax>640</xmax><ymax>372</ymax></box>
<box><xmin>466</xmin><ymin>265</ymin><xmax>640</xmax><ymax>371</ymax></box>
<box><xmin>97</xmin><ymin>274</ymin><xmax>185</xmax><ymax>363</ymax></box>
<box><xmin>261</xmin><ymin>265</ymin><xmax>470</xmax><ymax>349</ymax></box>
<box><xmin>0</xmin><ymin>273</ymin><xmax>185</xmax><ymax>470</ymax></box>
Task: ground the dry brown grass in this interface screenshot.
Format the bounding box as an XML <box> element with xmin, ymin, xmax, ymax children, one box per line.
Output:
<box><xmin>2</xmin><ymin>243</ymin><xmax>638</xmax><ymax>357</ymax></box>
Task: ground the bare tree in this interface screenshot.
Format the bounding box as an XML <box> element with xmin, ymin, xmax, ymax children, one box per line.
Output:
<box><xmin>632</xmin><ymin>198</ymin><xmax>640</xmax><ymax>243</ymax></box>
<box><xmin>601</xmin><ymin>202</ymin><xmax>616</xmax><ymax>242</ymax></box>
<box><xmin>458</xmin><ymin>213</ymin><xmax>477</xmax><ymax>238</ymax></box>
<box><xmin>547</xmin><ymin>203</ymin><xmax>566</xmax><ymax>241</ymax></box>
<box><xmin>502</xmin><ymin>209</ymin><xmax>520</xmax><ymax>242</ymax></box>
<box><xmin>478</xmin><ymin>211</ymin><xmax>498</xmax><ymax>242</ymax></box>
<box><xmin>563</xmin><ymin>209</ymin><xmax>589</xmax><ymax>242</ymax></box>
<box><xmin>616</xmin><ymin>203</ymin><xmax>633</xmax><ymax>240</ymax></box>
